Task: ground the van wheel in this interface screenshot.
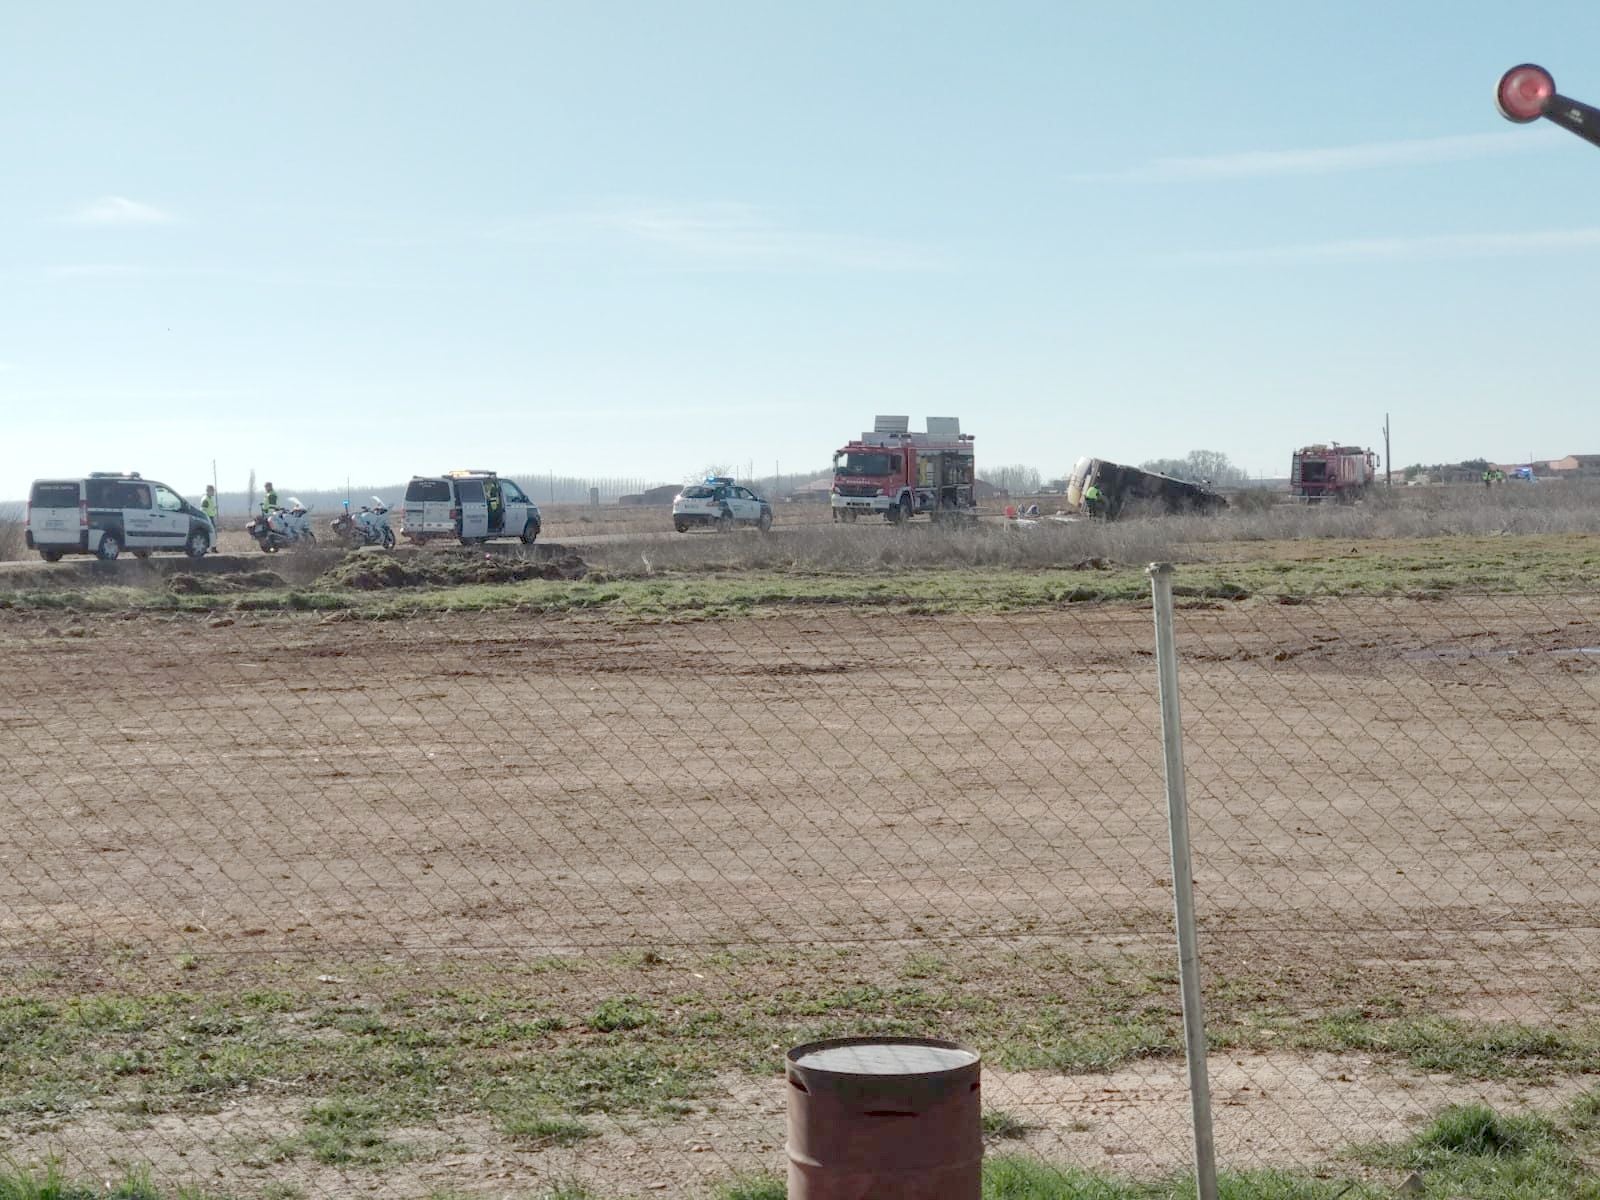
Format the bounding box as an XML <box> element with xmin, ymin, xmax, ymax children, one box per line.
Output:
<box><xmin>97</xmin><ymin>533</ymin><xmax>122</xmax><ymax>561</ymax></box>
<box><xmin>758</xmin><ymin>509</ymin><xmax>773</xmax><ymax>533</ymax></box>
<box><xmin>39</xmin><ymin>550</ymin><xmax>63</xmax><ymax>563</ymax></box>
<box><xmin>185</xmin><ymin>530</ymin><xmax>210</xmax><ymax>558</ymax></box>
<box><xmin>520</xmin><ymin>521</ymin><xmax>540</xmax><ymax>545</ymax></box>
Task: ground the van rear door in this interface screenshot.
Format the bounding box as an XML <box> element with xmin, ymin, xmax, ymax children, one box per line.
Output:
<box><xmin>28</xmin><ymin>481</ymin><xmax>83</xmax><ymax>547</ymax></box>
<box><xmin>403</xmin><ymin>478</ymin><xmax>455</xmax><ymax>537</ymax></box>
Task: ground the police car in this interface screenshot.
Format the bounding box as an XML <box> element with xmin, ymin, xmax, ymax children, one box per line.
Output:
<box><xmin>26</xmin><ymin>473</ymin><xmax>216</xmax><ymax>562</ymax></box>
<box><xmin>672</xmin><ymin>477</ymin><xmax>774</xmax><ymax>533</ymax></box>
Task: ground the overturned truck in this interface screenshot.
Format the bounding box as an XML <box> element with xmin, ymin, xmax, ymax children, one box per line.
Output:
<box><xmin>1065</xmin><ymin>457</ymin><xmax>1226</xmax><ymax>519</ymax></box>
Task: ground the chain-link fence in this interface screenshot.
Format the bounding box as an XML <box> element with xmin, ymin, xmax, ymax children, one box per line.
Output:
<box><xmin>3</xmin><ymin>585</ymin><xmax>1598</xmax><ymax>1196</ymax></box>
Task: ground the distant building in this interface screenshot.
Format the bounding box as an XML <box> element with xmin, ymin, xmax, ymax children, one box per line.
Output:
<box><xmin>1545</xmin><ymin>454</ymin><xmax>1600</xmax><ymax>475</ymax></box>
<box><xmin>619</xmin><ymin>484</ymin><xmax>682</xmax><ymax>507</ymax></box>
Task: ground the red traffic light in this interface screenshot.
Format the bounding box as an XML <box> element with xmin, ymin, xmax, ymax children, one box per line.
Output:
<box><xmin>1497</xmin><ymin>63</ymin><xmax>1555</xmax><ymax>123</ymax></box>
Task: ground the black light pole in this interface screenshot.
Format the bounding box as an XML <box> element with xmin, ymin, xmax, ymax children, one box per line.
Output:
<box><xmin>1497</xmin><ymin>64</ymin><xmax>1600</xmax><ymax>149</ymax></box>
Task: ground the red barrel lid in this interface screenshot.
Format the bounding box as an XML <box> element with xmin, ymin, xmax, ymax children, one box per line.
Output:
<box><xmin>788</xmin><ymin>1037</ymin><xmax>979</xmax><ymax>1078</ymax></box>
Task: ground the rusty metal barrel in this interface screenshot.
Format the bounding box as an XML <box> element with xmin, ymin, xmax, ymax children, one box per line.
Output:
<box><xmin>786</xmin><ymin>1036</ymin><xmax>982</xmax><ymax>1199</ymax></box>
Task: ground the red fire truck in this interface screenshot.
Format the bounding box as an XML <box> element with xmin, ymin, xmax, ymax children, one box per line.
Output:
<box><xmin>1290</xmin><ymin>444</ymin><xmax>1378</xmax><ymax>502</ymax></box>
<box><xmin>831</xmin><ymin>416</ymin><xmax>977</xmax><ymax>523</ymax></box>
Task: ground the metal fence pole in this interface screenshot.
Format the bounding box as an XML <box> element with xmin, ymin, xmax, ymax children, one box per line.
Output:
<box><xmin>1148</xmin><ymin>562</ymin><xmax>1220</xmax><ymax>1200</ymax></box>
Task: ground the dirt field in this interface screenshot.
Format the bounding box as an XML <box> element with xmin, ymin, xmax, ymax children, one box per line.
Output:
<box><xmin>3</xmin><ymin>592</ymin><xmax>1599</xmax><ymax>1195</ymax></box>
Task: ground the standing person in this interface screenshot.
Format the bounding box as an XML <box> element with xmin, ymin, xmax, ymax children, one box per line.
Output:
<box><xmin>201</xmin><ymin>486</ymin><xmax>219</xmax><ymax>546</ymax></box>
<box><xmin>1083</xmin><ymin>483</ymin><xmax>1107</xmax><ymax>519</ymax></box>
<box><xmin>262</xmin><ymin>481</ymin><xmax>279</xmax><ymax>511</ymax></box>
<box><xmin>485</xmin><ymin>477</ymin><xmax>502</xmax><ymax>531</ymax></box>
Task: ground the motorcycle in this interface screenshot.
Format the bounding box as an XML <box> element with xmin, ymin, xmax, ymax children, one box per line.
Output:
<box><xmin>246</xmin><ymin>499</ymin><xmax>317</xmax><ymax>553</ymax></box>
<box><xmin>330</xmin><ymin>497</ymin><xmax>396</xmax><ymax>550</ymax></box>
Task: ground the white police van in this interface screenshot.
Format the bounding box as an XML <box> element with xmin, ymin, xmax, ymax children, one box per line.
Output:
<box><xmin>26</xmin><ymin>473</ymin><xmax>215</xmax><ymax>562</ymax></box>
<box><xmin>401</xmin><ymin>470</ymin><xmax>541</xmax><ymax>545</ymax></box>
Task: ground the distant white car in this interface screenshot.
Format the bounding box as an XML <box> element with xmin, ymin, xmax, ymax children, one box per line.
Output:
<box><xmin>673</xmin><ymin>477</ymin><xmax>773</xmax><ymax>533</ymax></box>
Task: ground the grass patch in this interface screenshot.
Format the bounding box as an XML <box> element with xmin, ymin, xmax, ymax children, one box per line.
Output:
<box><xmin>982</xmin><ymin>1108</ymin><xmax>1033</xmax><ymax>1140</ymax></box>
<box><xmin>714</xmin><ymin>1177</ymin><xmax>787</xmax><ymax>1200</ymax></box>
<box><xmin>272</xmin><ymin>1097</ymin><xmax>411</xmax><ymax>1166</ymax></box>
<box><xmin>1294</xmin><ymin>1011</ymin><xmax>1594</xmax><ymax>1079</ymax></box>
<box><xmin>1350</xmin><ymin>1100</ymin><xmax>1600</xmax><ymax>1199</ymax></box>
<box><xmin>587</xmin><ymin>995</ymin><xmax>653</xmax><ymax>1032</ymax></box>
<box><xmin>497</xmin><ymin>1109</ymin><xmax>596</xmax><ymax>1148</ymax></box>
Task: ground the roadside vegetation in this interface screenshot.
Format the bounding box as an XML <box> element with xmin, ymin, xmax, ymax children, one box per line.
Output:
<box><xmin>3</xmin><ymin>524</ymin><xmax>1599</xmax><ymax>620</ymax></box>
<box><xmin>6</xmin><ymin>485</ymin><xmax>1600</xmax><ymax>615</ymax></box>
<box><xmin>9</xmin><ymin>1100</ymin><xmax>1600</xmax><ymax>1198</ymax></box>
<box><xmin>0</xmin><ymin>518</ymin><xmax>23</xmax><ymax>563</ymax></box>
<box><xmin>4</xmin><ymin>941</ymin><xmax>1599</xmax><ymax>1192</ymax></box>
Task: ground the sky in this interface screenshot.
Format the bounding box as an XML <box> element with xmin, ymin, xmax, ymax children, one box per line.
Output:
<box><xmin>6</xmin><ymin>0</ymin><xmax>1600</xmax><ymax>500</ymax></box>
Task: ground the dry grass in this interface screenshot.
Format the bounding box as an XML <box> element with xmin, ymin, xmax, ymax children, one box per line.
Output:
<box><xmin>0</xmin><ymin>519</ymin><xmax>24</xmax><ymax>563</ymax></box>
<box><xmin>540</xmin><ymin>501</ymin><xmax>834</xmax><ymax>539</ymax></box>
<box><xmin>583</xmin><ymin>485</ymin><xmax>1600</xmax><ymax>578</ymax></box>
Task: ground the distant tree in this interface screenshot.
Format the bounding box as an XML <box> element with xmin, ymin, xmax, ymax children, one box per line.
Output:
<box><xmin>1403</xmin><ymin>463</ymin><xmax>1423</xmax><ymax>481</ymax></box>
<box><xmin>986</xmin><ymin>464</ymin><xmax>1042</xmax><ymax>494</ymax></box>
<box><xmin>1140</xmin><ymin>450</ymin><xmax>1247</xmax><ymax>487</ymax></box>
<box><xmin>1458</xmin><ymin>458</ymin><xmax>1492</xmax><ymax>474</ymax></box>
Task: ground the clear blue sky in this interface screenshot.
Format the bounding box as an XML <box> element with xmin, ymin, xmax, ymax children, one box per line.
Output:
<box><xmin>6</xmin><ymin>0</ymin><xmax>1600</xmax><ymax>499</ymax></box>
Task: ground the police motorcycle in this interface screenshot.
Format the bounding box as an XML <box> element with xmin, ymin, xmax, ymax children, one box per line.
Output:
<box><xmin>330</xmin><ymin>497</ymin><xmax>396</xmax><ymax>550</ymax></box>
<box><xmin>246</xmin><ymin>498</ymin><xmax>317</xmax><ymax>552</ymax></box>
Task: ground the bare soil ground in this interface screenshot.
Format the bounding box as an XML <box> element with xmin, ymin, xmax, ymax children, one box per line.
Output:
<box><xmin>3</xmin><ymin>593</ymin><xmax>1599</xmax><ymax>1195</ymax></box>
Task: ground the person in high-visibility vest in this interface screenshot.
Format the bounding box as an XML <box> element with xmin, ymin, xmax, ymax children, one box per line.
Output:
<box><xmin>201</xmin><ymin>484</ymin><xmax>218</xmax><ymax>523</ymax></box>
<box><xmin>262</xmin><ymin>481</ymin><xmax>279</xmax><ymax>512</ymax></box>
<box><xmin>1083</xmin><ymin>483</ymin><xmax>1107</xmax><ymax>518</ymax></box>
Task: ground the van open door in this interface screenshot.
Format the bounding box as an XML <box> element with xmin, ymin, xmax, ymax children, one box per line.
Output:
<box><xmin>455</xmin><ymin>479</ymin><xmax>489</xmax><ymax>540</ymax></box>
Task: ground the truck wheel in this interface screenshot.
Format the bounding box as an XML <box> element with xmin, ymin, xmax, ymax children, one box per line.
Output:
<box><xmin>96</xmin><ymin>533</ymin><xmax>121</xmax><ymax>561</ymax></box>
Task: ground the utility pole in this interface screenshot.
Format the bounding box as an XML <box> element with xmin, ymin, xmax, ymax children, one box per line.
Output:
<box><xmin>1383</xmin><ymin>413</ymin><xmax>1392</xmax><ymax>488</ymax></box>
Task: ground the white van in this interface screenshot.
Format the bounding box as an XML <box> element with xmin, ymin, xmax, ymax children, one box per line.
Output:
<box><xmin>402</xmin><ymin>471</ymin><xmax>541</xmax><ymax>545</ymax></box>
<box><xmin>26</xmin><ymin>473</ymin><xmax>215</xmax><ymax>562</ymax></box>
